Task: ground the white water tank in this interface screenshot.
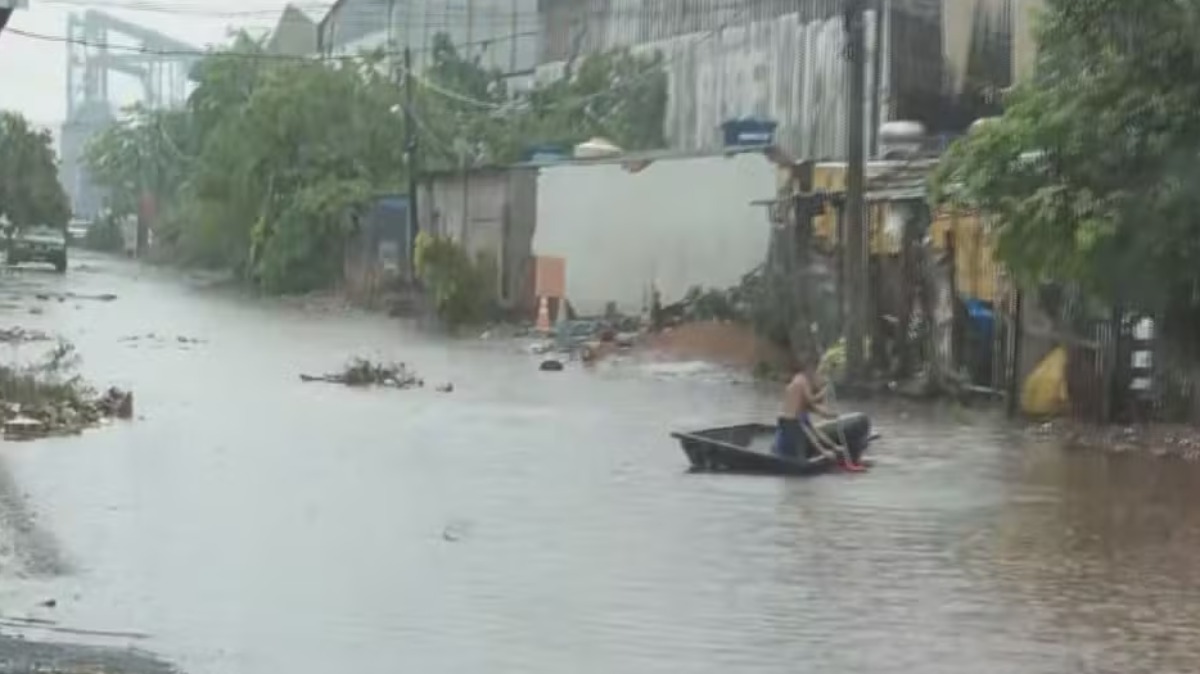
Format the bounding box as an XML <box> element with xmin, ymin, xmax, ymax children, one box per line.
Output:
<box><xmin>879</xmin><ymin>120</ymin><xmax>927</xmax><ymax>160</ymax></box>
<box><xmin>574</xmin><ymin>137</ymin><xmax>622</xmax><ymax>159</ymax></box>
<box><xmin>968</xmin><ymin>117</ymin><xmax>1002</xmax><ymax>134</ymax></box>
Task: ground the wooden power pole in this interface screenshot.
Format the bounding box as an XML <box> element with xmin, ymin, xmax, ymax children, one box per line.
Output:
<box><xmin>844</xmin><ymin>0</ymin><xmax>868</xmax><ymax>382</ymax></box>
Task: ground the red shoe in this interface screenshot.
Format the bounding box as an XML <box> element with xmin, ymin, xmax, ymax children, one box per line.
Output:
<box><xmin>839</xmin><ymin>459</ymin><xmax>867</xmax><ymax>473</ymax></box>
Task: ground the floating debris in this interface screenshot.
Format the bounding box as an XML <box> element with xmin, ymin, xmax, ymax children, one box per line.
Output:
<box><xmin>69</xmin><ymin>292</ymin><xmax>118</xmax><ymax>302</ymax></box>
<box><xmin>1</xmin><ymin>387</ymin><xmax>134</xmax><ymax>441</ymax></box>
<box><xmin>119</xmin><ymin>333</ymin><xmax>206</xmax><ymax>348</ymax></box>
<box><xmin>0</xmin><ymin>327</ymin><xmax>50</xmax><ymax>344</ymax></box>
<box><xmin>33</xmin><ymin>292</ymin><xmax>117</xmax><ymax>303</ymax></box>
<box><xmin>300</xmin><ymin>358</ymin><xmax>424</xmax><ymax>389</ymax></box>
<box><xmin>0</xmin><ymin>341</ymin><xmax>134</xmax><ymax>441</ymax></box>
<box><xmin>539</xmin><ymin>359</ymin><xmax>565</xmax><ymax>372</ymax></box>
<box><xmin>527</xmin><ymin>341</ymin><xmax>553</xmax><ymax>355</ymax></box>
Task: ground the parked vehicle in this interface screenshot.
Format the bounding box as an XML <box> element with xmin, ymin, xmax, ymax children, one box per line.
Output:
<box><xmin>7</xmin><ymin>225</ymin><xmax>68</xmax><ymax>273</ymax></box>
<box><xmin>67</xmin><ymin>217</ymin><xmax>92</xmax><ymax>245</ymax></box>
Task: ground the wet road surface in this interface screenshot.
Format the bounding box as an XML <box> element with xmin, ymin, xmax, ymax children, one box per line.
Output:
<box><xmin>1</xmin><ymin>252</ymin><xmax>1200</xmax><ymax>674</ymax></box>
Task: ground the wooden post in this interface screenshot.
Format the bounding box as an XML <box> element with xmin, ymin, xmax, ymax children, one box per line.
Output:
<box><xmin>1007</xmin><ymin>287</ymin><xmax>1024</xmax><ymax>419</ymax></box>
<box><xmin>946</xmin><ymin>227</ymin><xmax>959</xmax><ymax>376</ymax></box>
<box><xmin>870</xmin><ymin>0</ymin><xmax>885</xmax><ymax>158</ymax></box>
<box><xmin>836</xmin><ymin>197</ymin><xmax>846</xmax><ymax>339</ymax></box>
<box><xmin>844</xmin><ymin>0</ymin><xmax>868</xmax><ymax>383</ymax></box>
<box><xmin>1103</xmin><ymin>303</ymin><xmax>1121</xmax><ymax>424</ymax></box>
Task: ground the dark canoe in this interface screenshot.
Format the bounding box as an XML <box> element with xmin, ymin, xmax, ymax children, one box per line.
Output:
<box><xmin>671</xmin><ymin>413</ymin><xmax>874</xmax><ymax>476</ymax></box>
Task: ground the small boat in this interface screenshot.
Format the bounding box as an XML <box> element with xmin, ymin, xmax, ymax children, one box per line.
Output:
<box><xmin>671</xmin><ymin>413</ymin><xmax>875</xmax><ymax>476</ymax></box>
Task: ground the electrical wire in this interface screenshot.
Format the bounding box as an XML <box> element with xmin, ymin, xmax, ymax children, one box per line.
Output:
<box><xmin>389</xmin><ymin>1</ymin><xmax>756</xmax><ymax>112</ymax></box>
<box><xmin>5</xmin><ymin>24</ymin><xmax>668</xmax><ymax>116</ymax></box>
<box><xmin>35</xmin><ymin>0</ymin><xmax>778</xmax><ymax>34</ymax></box>
<box><xmin>39</xmin><ymin>0</ymin><xmax>333</xmax><ymax>18</ymax></box>
<box><xmin>20</xmin><ymin>0</ymin><xmax>987</xmax><ymax>139</ymax></box>
<box><xmin>8</xmin><ymin>25</ymin><xmax>348</xmax><ymax>60</ymax></box>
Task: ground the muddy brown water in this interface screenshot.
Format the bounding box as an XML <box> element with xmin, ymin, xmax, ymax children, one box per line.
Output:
<box><xmin>0</xmin><ymin>253</ymin><xmax>1198</xmax><ymax>674</ymax></box>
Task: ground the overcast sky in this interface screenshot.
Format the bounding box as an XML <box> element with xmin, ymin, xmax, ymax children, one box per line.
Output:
<box><xmin>0</xmin><ymin>0</ymin><xmax>333</xmax><ymax>132</ymax></box>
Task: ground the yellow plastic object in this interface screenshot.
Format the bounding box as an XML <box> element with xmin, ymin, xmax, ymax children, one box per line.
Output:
<box><xmin>1021</xmin><ymin>346</ymin><xmax>1069</xmax><ymax>417</ymax></box>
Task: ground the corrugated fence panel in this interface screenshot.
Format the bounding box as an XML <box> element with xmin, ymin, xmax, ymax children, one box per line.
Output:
<box><xmin>535</xmin><ymin>4</ymin><xmax>882</xmax><ymax>158</ymax></box>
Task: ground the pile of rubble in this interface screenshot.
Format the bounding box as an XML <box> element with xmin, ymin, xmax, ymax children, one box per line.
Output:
<box><xmin>656</xmin><ymin>282</ymin><xmax>758</xmax><ymax>326</ymax></box>
<box><xmin>526</xmin><ymin>319</ymin><xmax>642</xmax><ymax>371</ymax></box>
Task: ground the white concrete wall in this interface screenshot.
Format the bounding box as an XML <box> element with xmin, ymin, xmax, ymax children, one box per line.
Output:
<box><xmin>532</xmin><ymin>153</ymin><xmax>776</xmax><ymax>316</ymax></box>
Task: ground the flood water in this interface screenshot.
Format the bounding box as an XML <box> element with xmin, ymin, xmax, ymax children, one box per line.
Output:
<box><xmin>1</xmin><ymin>253</ymin><xmax>1199</xmax><ymax>674</ymax></box>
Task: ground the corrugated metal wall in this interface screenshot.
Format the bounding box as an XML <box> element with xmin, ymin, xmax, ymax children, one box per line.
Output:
<box><xmin>417</xmin><ymin>168</ymin><xmax>539</xmax><ymax>307</ymax></box>
<box><xmin>536</xmin><ymin>2</ymin><xmax>880</xmax><ymax>158</ymax></box>
<box><xmin>536</xmin><ymin>0</ymin><xmax>1014</xmax><ymax>158</ymax></box>
<box><xmin>321</xmin><ymin>0</ymin><xmax>540</xmax><ymax>79</ymax></box>
<box><xmin>538</xmin><ymin>0</ymin><xmax>844</xmax><ymax>63</ymax></box>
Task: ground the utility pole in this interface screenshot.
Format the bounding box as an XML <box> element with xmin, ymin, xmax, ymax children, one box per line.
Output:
<box><xmin>403</xmin><ymin>46</ymin><xmax>419</xmax><ymax>279</ymax></box>
<box><xmin>386</xmin><ymin>0</ymin><xmax>395</xmax><ymax>74</ymax></box>
<box><xmin>870</xmin><ymin>0</ymin><xmax>885</xmax><ymax>158</ymax></box>
<box><xmin>844</xmin><ymin>0</ymin><xmax>868</xmax><ymax>383</ymax></box>
<box><xmin>466</xmin><ymin>0</ymin><xmax>475</xmax><ymax>58</ymax></box>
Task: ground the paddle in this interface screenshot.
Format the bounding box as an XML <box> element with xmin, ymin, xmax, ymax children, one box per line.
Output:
<box><xmin>813</xmin><ymin>380</ymin><xmax>872</xmax><ymax>471</ymax></box>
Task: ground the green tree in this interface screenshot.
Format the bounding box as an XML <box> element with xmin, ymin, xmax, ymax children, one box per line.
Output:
<box><xmin>80</xmin><ymin>30</ymin><xmax>669</xmax><ymax>300</ymax></box>
<box><xmin>0</xmin><ymin>112</ymin><xmax>70</xmax><ymax>229</ymax></box>
<box><xmin>84</xmin><ymin>105</ymin><xmax>192</xmax><ymax>219</ymax></box>
<box><xmin>516</xmin><ymin>47</ymin><xmax>669</xmax><ymax>153</ymax></box>
<box><xmin>414</xmin><ymin>37</ymin><xmax>669</xmax><ymax>167</ymax></box>
<box><xmin>933</xmin><ymin>0</ymin><xmax>1200</xmax><ymax>348</ymax></box>
<box><xmin>199</xmin><ymin>55</ymin><xmax>407</xmax><ymax>288</ymax></box>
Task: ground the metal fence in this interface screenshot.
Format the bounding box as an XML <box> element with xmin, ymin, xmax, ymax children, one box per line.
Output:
<box><xmin>343</xmin><ymin>195</ymin><xmax>410</xmax><ymax>307</ymax></box>
<box><xmin>1046</xmin><ymin>306</ymin><xmax>1200</xmax><ymax>425</ymax></box>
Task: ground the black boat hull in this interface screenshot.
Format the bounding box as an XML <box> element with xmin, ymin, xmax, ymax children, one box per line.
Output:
<box><xmin>671</xmin><ymin>413</ymin><xmax>873</xmax><ymax>476</ymax></box>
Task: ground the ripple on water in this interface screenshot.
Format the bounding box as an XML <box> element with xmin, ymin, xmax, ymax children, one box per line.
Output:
<box><xmin>6</xmin><ymin>256</ymin><xmax>1200</xmax><ymax>674</ymax></box>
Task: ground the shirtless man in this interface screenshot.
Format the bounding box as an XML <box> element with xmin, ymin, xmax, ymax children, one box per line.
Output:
<box><xmin>774</xmin><ymin>363</ymin><xmax>865</xmax><ymax>470</ymax></box>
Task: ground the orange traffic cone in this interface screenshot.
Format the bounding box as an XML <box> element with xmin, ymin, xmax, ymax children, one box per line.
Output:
<box><xmin>535</xmin><ymin>296</ymin><xmax>551</xmax><ymax>333</ymax></box>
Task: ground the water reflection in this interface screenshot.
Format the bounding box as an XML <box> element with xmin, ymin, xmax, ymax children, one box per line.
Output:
<box><xmin>975</xmin><ymin>444</ymin><xmax>1200</xmax><ymax>674</ymax></box>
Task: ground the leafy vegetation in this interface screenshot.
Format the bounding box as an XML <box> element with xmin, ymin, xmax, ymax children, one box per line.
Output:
<box><xmin>83</xmin><ymin>31</ymin><xmax>668</xmax><ymax>302</ymax></box>
<box><xmin>0</xmin><ymin>112</ymin><xmax>70</xmax><ymax>231</ymax></box>
<box><xmin>413</xmin><ymin>231</ymin><xmax>489</xmax><ymax>329</ymax></box>
<box><xmin>932</xmin><ymin>0</ymin><xmax>1200</xmax><ymax>349</ymax></box>
<box><xmin>413</xmin><ymin>34</ymin><xmax>668</xmax><ymax>168</ymax></box>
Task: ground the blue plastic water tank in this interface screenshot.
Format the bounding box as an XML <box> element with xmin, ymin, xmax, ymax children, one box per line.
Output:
<box><xmin>521</xmin><ymin>143</ymin><xmax>570</xmax><ymax>162</ymax></box>
<box><xmin>721</xmin><ymin>118</ymin><xmax>778</xmax><ymax>147</ymax></box>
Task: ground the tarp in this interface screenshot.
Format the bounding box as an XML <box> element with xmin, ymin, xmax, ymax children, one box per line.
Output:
<box><xmin>1021</xmin><ymin>346</ymin><xmax>1069</xmax><ymax>417</ymax></box>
